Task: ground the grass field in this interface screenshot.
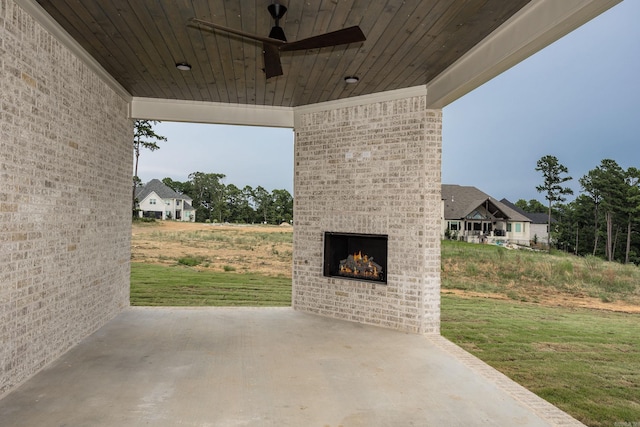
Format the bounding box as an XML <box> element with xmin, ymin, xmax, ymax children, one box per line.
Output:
<box><xmin>441</xmin><ymin>295</ymin><xmax>640</xmax><ymax>427</ymax></box>
<box><xmin>130</xmin><ymin>222</ymin><xmax>640</xmax><ymax>426</ymax></box>
<box><xmin>131</xmin><ymin>263</ymin><xmax>291</xmax><ymax>306</ymax></box>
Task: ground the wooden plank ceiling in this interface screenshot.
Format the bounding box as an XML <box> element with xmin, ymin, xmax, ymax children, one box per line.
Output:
<box><xmin>35</xmin><ymin>0</ymin><xmax>531</xmax><ymax>108</ymax></box>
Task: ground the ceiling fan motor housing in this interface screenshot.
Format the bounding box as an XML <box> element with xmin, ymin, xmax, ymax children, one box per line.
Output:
<box><xmin>268</xmin><ymin>4</ymin><xmax>287</xmax><ymax>41</ymax></box>
<box><xmin>268</xmin><ymin>4</ymin><xmax>287</xmax><ymax>21</ymax></box>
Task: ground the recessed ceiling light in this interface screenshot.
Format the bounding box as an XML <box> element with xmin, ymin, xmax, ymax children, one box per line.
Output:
<box><xmin>344</xmin><ymin>76</ymin><xmax>359</xmax><ymax>84</ymax></box>
<box><xmin>176</xmin><ymin>62</ymin><xmax>192</xmax><ymax>71</ymax></box>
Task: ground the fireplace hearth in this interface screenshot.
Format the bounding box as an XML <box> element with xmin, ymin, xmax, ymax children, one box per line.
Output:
<box><xmin>323</xmin><ymin>232</ymin><xmax>387</xmax><ymax>283</ymax></box>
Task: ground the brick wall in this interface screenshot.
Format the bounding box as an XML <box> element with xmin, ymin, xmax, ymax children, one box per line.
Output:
<box><xmin>0</xmin><ymin>0</ymin><xmax>132</xmax><ymax>397</ymax></box>
<box><xmin>293</xmin><ymin>96</ymin><xmax>442</xmax><ymax>333</ymax></box>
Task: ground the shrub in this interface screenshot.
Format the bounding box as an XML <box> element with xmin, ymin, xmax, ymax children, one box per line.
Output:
<box><xmin>178</xmin><ymin>256</ymin><xmax>202</xmax><ymax>267</ymax></box>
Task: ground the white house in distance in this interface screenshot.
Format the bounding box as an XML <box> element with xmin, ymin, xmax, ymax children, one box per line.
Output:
<box><xmin>135</xmin><ymin>179</ymin><xmax>196</xmax><ymax>221</ymax></box>
<box><xmin>441</xmin><ymin>185</ymin><xmax>531</xmax><ymax>246</ymax></box>
<box><xmin>500</xmin><ymin>199</ymin><xmax>555</xmax><ymax>247</ymax></box>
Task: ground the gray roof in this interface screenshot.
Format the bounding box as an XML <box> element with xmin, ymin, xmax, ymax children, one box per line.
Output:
<box><xmin>442</xmin><ymin>185</ymin><xmax>530</xmax><ymax>222</ymax></box>
<box><xmin>500</xmin><ymin>199</ymin><xmax>555</xmax><ymax>224</ymax></box>
<box><xmin>136</xmin><ymin>179</ymin><xmax>192</xmax><ymax>203</ymax></box>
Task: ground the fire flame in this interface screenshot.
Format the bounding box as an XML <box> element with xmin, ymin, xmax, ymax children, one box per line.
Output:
<box><xmin>339</xmin><ymin>251</ymin><xmax>381</xmax><ymax>279</ymax></box>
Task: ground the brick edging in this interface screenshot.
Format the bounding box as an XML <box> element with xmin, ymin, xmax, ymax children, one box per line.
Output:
<box><xmin>425</xmin><ymin>334</ymin><xmax>586</xmax><ymax>427</ymax></box>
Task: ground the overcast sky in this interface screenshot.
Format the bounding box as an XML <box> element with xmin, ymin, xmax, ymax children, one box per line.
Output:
<box><xmin>138</xmin><ymin>1</ymin><xmax>639</xmax><ymax>202</ymax></box>
<box><xmin>142</xmin><ymin>122</ymin><xmax>294</xmax><ymax>192</ymax></box>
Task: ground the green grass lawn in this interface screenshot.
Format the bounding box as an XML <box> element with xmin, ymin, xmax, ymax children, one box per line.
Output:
<box><xmin>130</xmin><ymin>262</ymin><xmax>291</xmax><ymax>306</ymax></box>
<box><xmin>441</xmin><ymin>294</ymin><xmax>640</xmax><ymax>427</ymax></box>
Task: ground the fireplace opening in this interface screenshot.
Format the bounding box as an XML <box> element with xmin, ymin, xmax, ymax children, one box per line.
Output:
<box><xmin>323</xmin><ymin>232</ymin><xmax>387</xmax><ymax>283</ymax></box>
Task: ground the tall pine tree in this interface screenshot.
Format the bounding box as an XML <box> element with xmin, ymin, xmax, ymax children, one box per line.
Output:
<box><xmin>535</xmin><ymin>155</ymin><xmax>573</xmax><ymax>251</ymax></box>
<box><xmin>133</xmin><ymin>120</ymin><xmax>166</xmax><ymax>216</ymax></box>
<box><xmin>579</xmin><ymin>159</ymin><xmax>626</xmax><ymax>261</ymax></box>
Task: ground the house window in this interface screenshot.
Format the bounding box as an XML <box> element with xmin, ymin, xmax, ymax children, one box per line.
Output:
<box><xmin>507</xmin><ymin>223</ymin><xmax>512</xmax><ymax>232</ymax></box>
<box><xmin>150</xmin><ymin>199</ymin><xmax>156</xmax><ymax>205</ymax></box>
<box><xmin>468</xmin><ymin>210</ymin><xmax>486</xmax><ymax>220</ymax></box>
<box><xmin>515</xmin><ymin>223</ymin><xmax>522</xmax><ymax>233</ymax></box>
<box><xmin>449</xmin><ymin>222</ymin><xmax>459</xmax><ymax>231</ymax></box>
<box><xmin>176</xmin><ymin>200</ymin><xmax>181</xmax><ymax>206</ymax></box>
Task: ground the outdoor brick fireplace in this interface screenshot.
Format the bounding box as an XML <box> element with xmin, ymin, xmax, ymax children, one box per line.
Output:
<box><xmin>324</xmin><ymin>232</ymin><xmax>388</xmax><ymax>283</ymax></box>
<box><xmin>292</xmin><ymin>93</ymin><xmax>442</xmax><ymax>334</ymax></box>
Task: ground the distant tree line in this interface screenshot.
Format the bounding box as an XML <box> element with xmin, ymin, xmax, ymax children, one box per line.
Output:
<box><xmin>533</xmin><ymin>156</ymin><xmax>640</xmax><ymax>264</ymax></box>
<box><xmin>162</xmin><ymin>173</ymin><xmax>293</xmax><ymax>225</ymax></box>
<box><xmin>514</xmin><ymin>199</ymin><xmax>546</xmax><ymax>213</ymax></box>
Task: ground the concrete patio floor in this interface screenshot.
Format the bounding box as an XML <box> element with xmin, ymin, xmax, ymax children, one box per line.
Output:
<box><xmin>0</xmin><ymin>307</ymin><xmax>585</xmax><ymax>426</ymax></box>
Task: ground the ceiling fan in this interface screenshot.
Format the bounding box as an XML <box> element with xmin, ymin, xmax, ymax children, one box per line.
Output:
<box><xmin>189</xmin><ymin>3</ymin><xmax>366</xmax><ymax>79</ymax></box>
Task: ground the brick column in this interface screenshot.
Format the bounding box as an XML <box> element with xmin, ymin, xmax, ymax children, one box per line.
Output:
<box><xmin>293</xmin><ymin>95</ymin><xmax>442</xmax><ymax>333</ymax></box>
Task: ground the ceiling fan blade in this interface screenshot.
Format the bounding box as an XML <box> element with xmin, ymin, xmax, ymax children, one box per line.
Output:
<box><xmin>263</xmin><ymin>43</ymin><xmax>283</xmax><ymax>79</ymax></box>
<box><xmin>280</xmin><ymin>26</ymin><xmax>365</xmax><ymax>51</ymax></box>
<box><xmin>189</xmin><ymin>18</ymin><xmax>285</xmax><ymax>46</ymax></box>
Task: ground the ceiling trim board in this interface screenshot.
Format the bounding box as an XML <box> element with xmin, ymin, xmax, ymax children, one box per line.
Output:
<box><xmin>130</xmin><ymin>97</ymin><xmax>294</xmax><ymax>128</ymax></box>
<box><xmin>132</xmin><ymin>86</ymin><xmax>430</xmax><ymax>128</ymax></box>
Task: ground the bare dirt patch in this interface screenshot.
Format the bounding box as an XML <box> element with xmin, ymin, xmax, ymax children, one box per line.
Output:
<box><xmin>131</xmin><ymin>221</ymin><xmax>293</xmax><ymax>277</ymax></box>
